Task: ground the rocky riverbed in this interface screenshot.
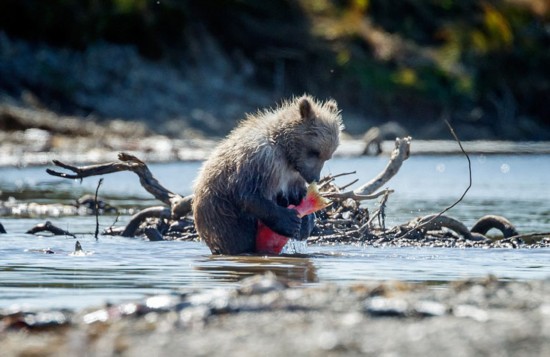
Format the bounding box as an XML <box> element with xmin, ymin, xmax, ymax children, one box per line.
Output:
<box><xmin>1</xmin><ymin>273</ymin><xmax>548</xmax><ymax>357</ymax></box>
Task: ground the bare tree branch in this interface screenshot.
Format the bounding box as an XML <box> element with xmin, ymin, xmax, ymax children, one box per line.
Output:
<box><xmin>322</xmin><ymin>137</ymin><xmax>409</xmax><ymax>203</ymax></box>
<box><xmin>47</xmin><ymin>153</ymin><xmax>178</xmax><ymax>206</ymax></box>
<box><xmin>318</xmin><ymin>171</ymin><xmax>356</xmax><ymax>190</ymax></box>
<box><xmin>47</xmin><ymin>153</ymin><xmax>197</xmax><ymax>238</ymax></box>
<box><xmin>338</xmin><ymin>178</ymin><xmax>359</xmax><ymax>191</ymax></box>
<box><xmin>353</xmin><ymin>136</ymin><xmax>411</xmax><ymax>196</ymax></box>
<box><xmin>324</xmin><ymin>188</ymin><xmax>394</xmax><ymax>201</ymax></box>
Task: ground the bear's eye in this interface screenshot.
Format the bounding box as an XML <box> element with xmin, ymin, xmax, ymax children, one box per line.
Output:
<box><xmin>308</xmin><ymin>149</ymin><xmax>321</xmax><ymax>158</ymax></box>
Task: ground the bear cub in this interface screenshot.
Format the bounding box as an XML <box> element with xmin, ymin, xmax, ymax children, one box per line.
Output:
<box><xmin>193</xmin><ymin>95</ymin><xmax>343</xmax><ymax>255</ymax></box>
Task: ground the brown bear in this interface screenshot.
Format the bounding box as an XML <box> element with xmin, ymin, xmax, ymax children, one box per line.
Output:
<box><xmin>193</xmin><ymin>95</ymin><xmax>343</xmax><ymax>255</ymax></box>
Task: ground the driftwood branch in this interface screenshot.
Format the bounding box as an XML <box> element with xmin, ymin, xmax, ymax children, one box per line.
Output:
<box><xmin>354</xmin><ymin>136</ymin><xmax>411</xmax><ymax>196</ymax></box>
<box><xmin>46</xmin><ymin>152</ymin><xmax>195</xmax><ymax>238</ymax></box>
<box><xmin>121</xmin><ymin>206</ymin><xmax>171</xmax><ymax>237</ymax></box>
<box><xmin>47</xmin><ymin>153</ymin><xmax>194</xmax><ymax>222</ymax></box>
<box><xmin>338</xmin><ymin>178</ymin><xmax>359</xmax><ymax>191</ymax></box>
<box><xmin>324</xmin><ymin>137</ymin><xmax>410</xmax><ymax>202</ymax></box>
<box><xmin>144</xmin><ymin>227</ymin><xmax>164</xmax><ymax>241</ymax></box>
<box><xmin>318</xmin><ymin>171</ymin><xmax>356</xmax><ymax>191</ymax></box>
<box><xmin>47</xmin><ymin>153</ymin><xmax>177</xmax><ymax>206</ymax></box>
<box><xmin>26</xmin><ymin>221</ymin><xmax>76</xmax><ymax>237</ymax></box>
<box><xmin>401</xmin><ymin>213</ymin><xmax>524</xmax><ymax>242</ymax></box>
<box><xmin>325</xmin><ymin>188</ymin><xmax>394</xmax><ymax>201</ymax></box>
<box><xmin>38</xmin><ymin>142</ymin><xmax>544</xmax><ymax>248</ymax></box>
<box><xmin>471</xmin><ymin>215</ymin><xmax>519</xmax><ymax>238</ymax></box>
<box><xmin>170</xmin><ymin>194</ymin><xmax>194</xmax><ymax>219</ymax></box>
<box><xmin>413</xmin><ymin>214</ymin><xmax>473</xmax><ymax>240</ymax></box>
<box><xmin>509</xmin><ymin>232</ymin><xmax>550</xmax><ymax>245</ymax></box>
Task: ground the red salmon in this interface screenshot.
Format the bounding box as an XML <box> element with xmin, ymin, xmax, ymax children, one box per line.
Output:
<box><xmin>256</xmin><ymin>183</ymin><xmax>330</xmax><ymax>254</ymax></box>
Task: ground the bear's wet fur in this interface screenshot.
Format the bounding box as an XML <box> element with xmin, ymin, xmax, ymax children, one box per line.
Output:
<box><xmin>193</xmin><ymin>95</ymin><xmax>343</xmax><ymax>255</ymax></box>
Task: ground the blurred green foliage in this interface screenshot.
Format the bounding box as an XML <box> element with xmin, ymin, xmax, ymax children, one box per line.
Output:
<box><xmin>0</xmin><ymin>0</ymin><xmax>548</xmax><ymax>135</ymax></box>
<box><xmin>303</xmin><ymin>0</ymin><xmax>549</xmax><ymax>132</ymax></box>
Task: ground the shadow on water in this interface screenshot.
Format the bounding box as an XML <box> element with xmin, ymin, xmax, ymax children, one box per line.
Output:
<box><xmin>194</xmin><ymin>254</ymin><xmax>319</xmax><ymax>283</ymax></box>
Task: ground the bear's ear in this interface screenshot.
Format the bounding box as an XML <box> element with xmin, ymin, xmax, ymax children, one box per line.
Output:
<box><xmin>299</xmin><ymin>97</ymin><xmax>314</xmax><ymax>120</ymax></box>
<box><xmin>326</xmin><ymin>99</ymin><xmax>338</xmax><ymax>112</ymax></box>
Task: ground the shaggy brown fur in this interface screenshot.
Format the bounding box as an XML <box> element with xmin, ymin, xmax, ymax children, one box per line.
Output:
<box><xmin>193</xmin><ymin>95</ymin><xmax>343</xmax><ymax>255</ymax></box>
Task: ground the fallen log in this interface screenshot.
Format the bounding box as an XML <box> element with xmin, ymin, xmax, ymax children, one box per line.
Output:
<box><xmin>471</xmin><ymin>215</ymin><xmax>519</xmax><ymax>238</ymax></box>
<box><xmin>26</xmin><ymin>221</ymin><xmax>76</xmax><ymax>237</ymax></box>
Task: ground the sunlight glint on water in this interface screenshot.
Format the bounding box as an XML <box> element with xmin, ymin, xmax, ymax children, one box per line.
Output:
<box><xmin>0</xmin><ymin>155</ymin><xmax>549</xmax><ymax>309</ymax></box>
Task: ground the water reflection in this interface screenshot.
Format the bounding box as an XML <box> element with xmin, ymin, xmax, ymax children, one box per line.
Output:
<box><xmin>1</xmin><ymin>155</ymin><xmax>550</xmax><ymax>309</ymax></box>
<box><xmin>195</xmin><ymin>255</ymin><xmax>318</xmax><ymax>283</ymax></box>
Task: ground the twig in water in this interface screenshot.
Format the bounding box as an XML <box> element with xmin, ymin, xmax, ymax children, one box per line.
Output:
<box><xmin>322</xmin><ymin>171</ymin><xmax>357</xmax><ymax>182</ymax></box>
<box><xmin>338</xmin><ymin>178</ymin><xmax>359</xmax><ymax>191</ymax></box>
<box><xmin>377</xmin><ymin>189</ymin><xmax>391</xmax><ymax>233</ymax></box>
<box><xmin>110</xmin><ymin>214</ymin><xmax>120</xmax><ymax>228</ymax></box>
<box><xmin>318</xmin><ymin>171</ymin><xmax>356</xmax><ymax>190</ymax></box>
<box><xmin>360</xmin><ymin>189</ymin><xmax>392</xmax><ymax>233</ymax></box>
<box><xmin>94</xmin><ymin>178</ymin><xmax>103</xmax><ymax>240</ymax></box>
<box><xmin>398</xmin><ymin>120</ymin><xmax>472</xmax><ymax>238</ymax></box>
<box><xmin>324</xmin><ymin>188</ymin><xmax>394</xmax><ymax>202</ymax></box>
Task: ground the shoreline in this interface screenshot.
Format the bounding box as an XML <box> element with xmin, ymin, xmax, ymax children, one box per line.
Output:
<box><xmin>1</xmin><ymin>274</ymin><xmax>549</xmax><ymax>356</ymax></box>
<box><xmin>2</xmin><ymin>138</ymin><xmax>550</xmax><ymax>168</ymax></box>
<box><xmin>2</xmin><ymin>102</ymin><xmax>550</xmax><ymax>168</ymax></box>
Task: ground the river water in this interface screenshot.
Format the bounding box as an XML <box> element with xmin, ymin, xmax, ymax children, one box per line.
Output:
<box><xmin>0</xmin><ymin>154</ymin><xmax>549</xmax><ymax>309</ymax></box>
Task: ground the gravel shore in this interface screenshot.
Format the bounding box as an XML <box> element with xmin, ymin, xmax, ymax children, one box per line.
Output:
<box><xmin>2</xmin><ymin>274</ymin><xmax>548</xmax><ymax>357</ymax></box>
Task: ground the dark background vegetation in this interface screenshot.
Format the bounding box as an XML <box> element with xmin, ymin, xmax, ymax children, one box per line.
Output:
<box><xmin>0</xmin><ymin>0</ymin><xmax>548</xmax><ymax>139</ymax></box>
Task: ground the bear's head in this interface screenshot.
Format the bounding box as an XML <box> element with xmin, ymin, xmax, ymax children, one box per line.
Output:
<box><xmin>278</xmin><ymin>96</ymin><xmax>343</xmax><ymax>183</ymax></box>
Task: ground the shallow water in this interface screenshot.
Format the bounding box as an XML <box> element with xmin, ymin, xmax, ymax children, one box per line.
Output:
<box><xmin>1</xmin><ymin>154</ymin><xmax>549</xmax><ymax>309</ymax></box>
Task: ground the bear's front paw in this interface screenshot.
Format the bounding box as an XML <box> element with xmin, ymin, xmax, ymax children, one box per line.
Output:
<box><xmin>295</xmin><ymin>213</ymin><xmax>314</xmax><ymax>241</ymax></box>
<box><xmin>287</xmin><ymin>185</ymin><xmax>307</xmax><ymax>206</ymax></box>
<box><xmin>268</xmin><ymin>207</ymin><xmax>301</xmax><ymax>237</ymax></box>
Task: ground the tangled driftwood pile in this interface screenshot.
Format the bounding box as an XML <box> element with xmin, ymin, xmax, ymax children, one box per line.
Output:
<box><xmin>12</xmin><ymin>136</ymin><xmax>540</xmax><ymax>250</ymax></box>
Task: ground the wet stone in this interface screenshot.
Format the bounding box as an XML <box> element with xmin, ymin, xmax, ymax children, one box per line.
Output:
<box><xmin>364</xmin><ymin>297</ymin><xmax>409</xmax><ymax>317</ymax></box>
